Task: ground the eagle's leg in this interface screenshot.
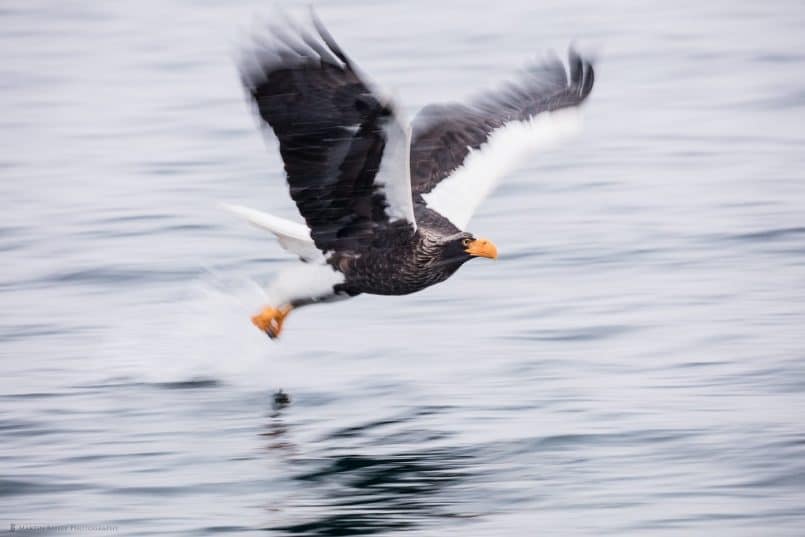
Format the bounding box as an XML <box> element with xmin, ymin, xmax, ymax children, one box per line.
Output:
<box><xmin>251</xmin><ymin>305</ymin><xmax>293</xmax><ymax>339</ymax></box>
<box><xmin>250</xmin><ymin>263</ymin><xmax>348</xmax><ymax>340</ymax></box>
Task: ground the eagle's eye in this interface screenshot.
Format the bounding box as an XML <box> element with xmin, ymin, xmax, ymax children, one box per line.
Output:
<box><xmin>462</xmin><ymin>238</ymin><xmax>471</xmax><ymax>247</ymax></box>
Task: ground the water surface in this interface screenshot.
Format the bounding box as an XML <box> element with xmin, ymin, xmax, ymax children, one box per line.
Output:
<box><xmin>2</xmin><ymin>0</ymin><xmax>805</xmax><ymax>535</ymax></box>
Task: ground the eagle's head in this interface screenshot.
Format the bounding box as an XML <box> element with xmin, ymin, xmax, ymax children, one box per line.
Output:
<box><xmin>438</xmin><ymin>232</ymin><xmax>498</xmax><ymax>266</ymax></box>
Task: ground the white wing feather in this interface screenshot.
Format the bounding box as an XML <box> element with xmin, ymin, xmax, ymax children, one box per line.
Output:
<box><xmin>421</xmin><ymin>107</ymin><xmax>582</xmax><ymax>230</ymax></box>
<box><xmin>375</xmin><ymin>108</ymin><xmax>417</xmax><ymax>228</ymax></box>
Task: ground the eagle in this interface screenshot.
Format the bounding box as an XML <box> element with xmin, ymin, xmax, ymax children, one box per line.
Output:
<box><xmin>225</xmin><ymin>13</ymin><xmax>595</xmax><ymax>339</ymax></box>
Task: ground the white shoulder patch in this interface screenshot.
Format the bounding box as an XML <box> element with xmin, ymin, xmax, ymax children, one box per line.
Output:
<box><xmin>422</xmin><ymin>107</ymin><xmax>583</xmax><ymax>230</ymax></box>
<box><xmin>374</xmin><ymin>111</ymin><xmax>417</xmax><ymax>229</ymax></box>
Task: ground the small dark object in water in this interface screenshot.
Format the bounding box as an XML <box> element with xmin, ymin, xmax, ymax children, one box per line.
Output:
<box><xmin>272</xmin><ymin>389</ymin><xmax>290</xmax><ymax>408</ymax></box>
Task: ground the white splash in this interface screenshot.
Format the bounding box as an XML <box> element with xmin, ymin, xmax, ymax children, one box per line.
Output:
<box><xmin>101</xmin><ymin>276</ymin><xmax>277</xmax><ymax>387</ymax></box>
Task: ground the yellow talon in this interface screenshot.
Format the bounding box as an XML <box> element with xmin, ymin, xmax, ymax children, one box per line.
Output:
<box><xmin>251</xmin><ymin>305</ymin><xmax>293</xmax><ymax>339</ymax></box>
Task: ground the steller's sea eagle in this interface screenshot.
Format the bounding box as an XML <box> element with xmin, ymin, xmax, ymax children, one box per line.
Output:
<box><xmin>225</xmin><ymin>12</ymin><xmax>595</xmax><ymax>339</ymax></box>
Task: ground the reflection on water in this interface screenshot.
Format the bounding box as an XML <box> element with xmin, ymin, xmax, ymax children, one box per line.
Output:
<box><xmin>263</xmin><ymin>405</ymin><xmax>477</xmax><ymax>536</ymax></box>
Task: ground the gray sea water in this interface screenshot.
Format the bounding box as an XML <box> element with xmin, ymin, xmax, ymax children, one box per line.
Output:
<box><xmin>2</xmin><ymin>0</ymin><xmax>805</xmax><ymax>535</ymax></box>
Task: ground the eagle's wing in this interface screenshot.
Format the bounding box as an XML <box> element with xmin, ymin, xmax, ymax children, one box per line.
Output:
<box><xmin>410</xmin><ymin>50</ymin><xmax>594</xmax><ymax>230</ymax></box>
<box><xmin>240</xmin><ymin>14</ymin><xmax>416</xmax><ymax>256</ymax></box>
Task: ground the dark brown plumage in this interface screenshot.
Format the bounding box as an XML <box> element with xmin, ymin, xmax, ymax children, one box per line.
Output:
<box><xmin>235</xmin><ymin>12</ymin><xmax>595</xmax><ymax>338</ymax></box>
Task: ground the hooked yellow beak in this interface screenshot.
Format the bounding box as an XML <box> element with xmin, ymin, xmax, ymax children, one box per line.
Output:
<box><xmin>465</xmin><ymin>237</ymin><xmax>498</xmax><ymax>259</ymax></box>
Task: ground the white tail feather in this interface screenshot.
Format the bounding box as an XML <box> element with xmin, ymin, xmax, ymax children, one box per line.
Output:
<box><xmin>220</xmin><ymin>203</ymin><xmax>323</xmax><ymax>262</ymax></box>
